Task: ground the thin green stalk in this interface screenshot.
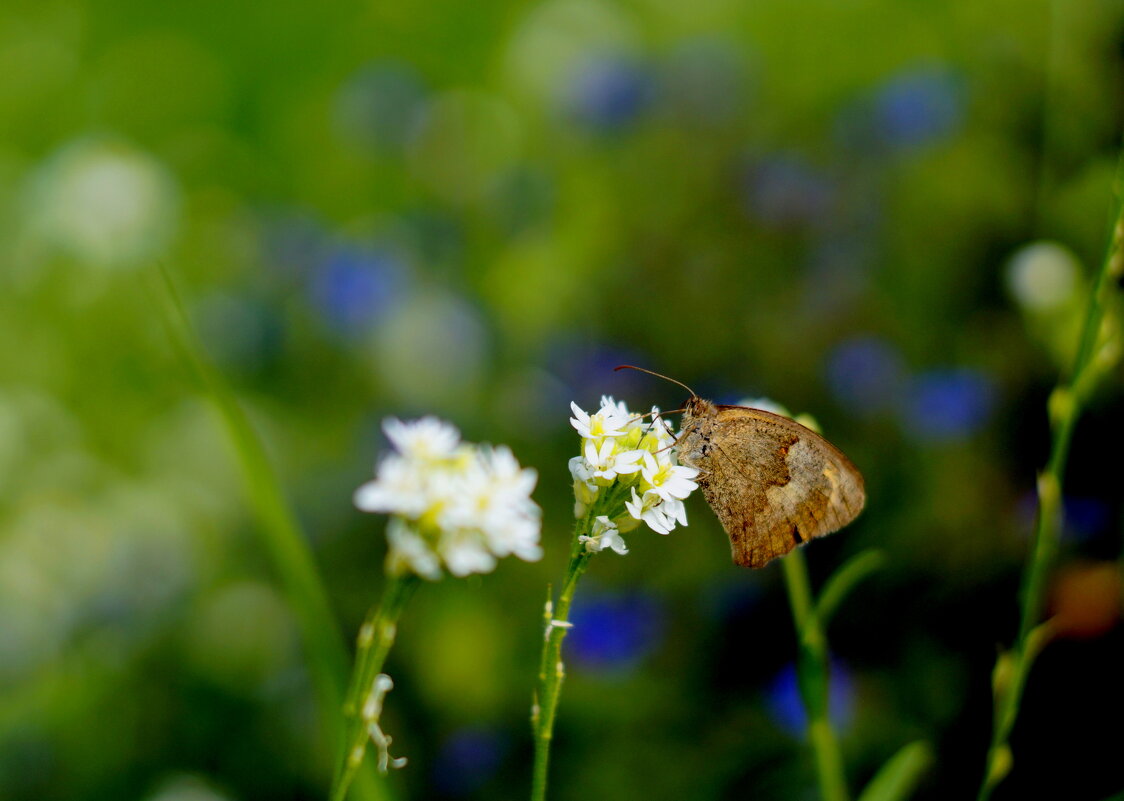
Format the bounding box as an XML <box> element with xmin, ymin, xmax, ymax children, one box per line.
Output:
<box><xmin>331</xmin><ymin>574</ymin><xmax>419</xmax><ymax>801</ymax></box>
<box><xmin>530</xmin><ymin>521</ymin><xmax>593</xmax><ymax>801</ymax></box>
<box><xmin>977</xmin><ymin>154</ymin><xmax>1124</xmax><ymax>801</ymax></box>
<box><xmin>153</xmin><ymin>268</ymin><xmax>387</xmax><ymax>801</ymax></box>
<box><xmin>783</xmin><ymin>549</ymin><xmax>850</xmax><ymax>801</ymax></box>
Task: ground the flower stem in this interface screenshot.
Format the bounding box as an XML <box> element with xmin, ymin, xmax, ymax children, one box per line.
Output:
<box><xmin>530</xmin><ymin>525</ymin><xmax>593</xmax><ymax>801</ymax></box>
<box><xmin>977</xmin><ymin>152</ymin><xmax>1124</xmax><ymax>801</ymax></box>
<box><xmin>782</xmin><ymin>549</ymin><xmax>850</xmax><ymax>801</ymax></box>
<box><xmin>331</xmin><ymin>573</ymin><xmax>419</xmax><ymax>801</ymax></box>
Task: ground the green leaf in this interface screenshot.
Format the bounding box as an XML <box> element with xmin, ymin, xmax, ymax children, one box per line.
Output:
<box><xmin>856</xmin><ymin>741</ymin><xmax>934</xmax><ymax>801</ymax></box>
<box><xmin>816</xmin><ymin>549</ymin><xmax>887</xmax><ymax>629</ymax></box>
<box><xmin>154</xmin><ymin>268</ymin><xmax>390</xmax><ymax>801</ymax></box>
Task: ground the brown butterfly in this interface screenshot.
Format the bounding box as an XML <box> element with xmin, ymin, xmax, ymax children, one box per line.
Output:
<box><xmin>617</xmin><ymin>366</ymin><xmax>866</xmax><ymax>568</ymax></box>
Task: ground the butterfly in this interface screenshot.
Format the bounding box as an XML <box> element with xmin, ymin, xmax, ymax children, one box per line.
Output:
<box><xmin>618</xmin><ymin>366</ymin><xmax>866</xmax><ymax>568</ymax></box>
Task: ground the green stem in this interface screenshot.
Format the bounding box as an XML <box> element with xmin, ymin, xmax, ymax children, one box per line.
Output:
<box><xmin>331</xmin><ymin>574</ymin><xmax>419</xmax><ymax>801</ymax></box>
<box><xmin>783</xmin><ymin>549</ymin><xmax>850</xmax><ymax>801</ymax></box>
<box><xmin>977</xmin><ymin>153</ymin><xmax>1124</xmax><ymax>801</ymax></box>
<box><xmin>530</xmin><ymin>525</ymin><xmax>593</xmax><ymax>801</ymax></box>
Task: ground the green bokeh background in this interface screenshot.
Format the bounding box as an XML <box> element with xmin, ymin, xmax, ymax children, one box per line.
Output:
<box><xmin>2</xmin><ymin>1</ymin><xmax>1123</xmax><ymax>800</ymax></box>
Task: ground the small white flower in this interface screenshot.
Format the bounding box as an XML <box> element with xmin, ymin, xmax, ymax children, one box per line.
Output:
<box><xmin>580</xmin><ymin>515</ymin><xmax>629</xmax><ymax>555</ymax></box>
<box><xmin>659</xmin><ymin>497</ymin><xmax>688</xmax><ymax>528</ymax></box>
<box><xmin>639</xmin><ymin>451</ymin><xmax>699</xmax><ymax>502</ymax></box>
<box><xmin>382</xmin><ymin>416</ymin><xmax>461</xmax><ymax>462</ymax></box>
<box><xmin>569</xmin><ymin>397</ymin><xmax>632</xmax><ymax>441</ymax></box>
<box><xmin>583</xmin><ymin>439</ymin><xmax>644</xmax><ymax>483</ymax></box>
<box><xmin>625</xmin><ymin>487</ymin><xmax>676</xmax><ymax>534</ymax></box>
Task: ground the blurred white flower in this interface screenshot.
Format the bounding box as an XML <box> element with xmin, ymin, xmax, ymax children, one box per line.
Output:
<box><xmin>739</xmin><ymin>397</ymin><xmax>821</xmax><ymax>434</ymax></box>
<box><xmin>567</xmin><ymin>396</ymin><xmax>698</xmax><ymax>552</ymax></box>
<box><xmin>382</xmin><ymin>416</ymin><xmax>461</xmax><ymax>461</ymax></box>
<box><xmin>1006</xmin><ymin>241</ymin><xmax>1081</xmax><ymax>313</ymax></box>
<box><xmin>355</xmin><ymin>417</ymin><xmax>542</xmax><ymax>580</ymax></box>
<box><xmin>25</xmin><ymin>138</ymin><xmax>180</xmax><ymax>269</ymax></box>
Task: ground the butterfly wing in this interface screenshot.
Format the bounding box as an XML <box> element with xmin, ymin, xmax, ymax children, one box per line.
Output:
<box><xmin>693</xmin><ymin>406</ymin><xmax>865</xmax><ymax>568</ymax></box>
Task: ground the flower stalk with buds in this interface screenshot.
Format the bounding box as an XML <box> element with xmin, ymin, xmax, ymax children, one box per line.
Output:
<box><xmin>530</xmin><ymin>397</ymin><xmax>698</xmax><ymax>801</ymax></box>
<box><xmin>331</xmin><ymin>417</ymin><xmax>542</xmax><ymax>801</ymax></box>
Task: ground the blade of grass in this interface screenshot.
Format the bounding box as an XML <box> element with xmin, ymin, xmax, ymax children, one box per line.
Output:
<box><xmin>856</xmin><ymin>741</ymin><xmax>933</xmax><ymax>801</ymax></box>
<box><xmin>154</xmin><ymin>267</ymin><xmax>389</xmax><ymax>801</ymax></box>
<box><xmin>815</xmin><ymin>549</ymin><xmax>886</xmax><ymax>631</ymax></box>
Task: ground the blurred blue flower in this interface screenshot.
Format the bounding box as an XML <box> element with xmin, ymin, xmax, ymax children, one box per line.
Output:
<box><xmin>764</xmin><ymin>660</ymin><xmax>855</xmax><ymax>736</ymax></box>
<box><xmin>309</xmin><ymin>242</ymin><xmax>407</xmax><ymax>338</ymax></box>
<box><xmin>566</xmin><ymin>55</ymin><xmax>653</xmax><ymax>132</ymax></box>
<box><xmin>874</xmin><ymin>68</ymin><xmax>962</xmax><ymax>150</ymax></box>
<box><xmin>431</xmin><ymin>727</ymin><xmax>507</xmax><ymax>796</ymax></box>
<box><xmin>1063</xmin><ymin>497</ymin><xmax>1112</xmax><ymax>542</ymax></box>
<box><xmin>833</xmin><ymin>67</ymin><xmax>962</xmax><ymax>156</ymax></box>
<box><xmin>568</xmin><ymin>589</ymin><xmax>664</xmax><ymax>674</ymax></box>
<box><xmin>333</xmin><ymin>62</ymin><xmax>429</xmax><ymax>151</ymax></box>
<box><xmin>549</xmin><ymin>340</ymin><xmax>653</xmax><ymax>408</ymax></box>
<box><xmin>900</xmin><ymin>368</ymin><xmax>996</xmax><ymax>441</ymax></box>
<box><xmin>825</xmin><ymin>336</ymin><xmax>905</xmax><ymax>417</ymax></box>
<box><xmin>1015</xmin><ymin>493</ymin><xmax>1111</xmax><ymax>544</ymax></box>
<box><xmin>743</xmin><ymin>155</ymin><xmax>835</xmax><ymax>228</ymax></box>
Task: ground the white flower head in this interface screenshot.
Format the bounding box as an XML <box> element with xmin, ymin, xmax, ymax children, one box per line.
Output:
<box><xmin>355</xmin><ymin>417</ymin><xmax>542</xmax><ymax>580</ymax></box>
<box><xmin>568</xmin><ymin>397</ymin><xmax>699</xmax><ymax>547</ymax></box>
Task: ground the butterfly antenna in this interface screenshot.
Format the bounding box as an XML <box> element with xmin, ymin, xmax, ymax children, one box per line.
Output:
<box><xmin>614</xmin><ymin>365</ymin><xmax>697</xmax><ymax>398</ymax></box>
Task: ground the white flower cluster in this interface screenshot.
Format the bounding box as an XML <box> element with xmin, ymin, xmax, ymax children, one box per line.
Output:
<box><xmin>354</xmin><ymin>417</ymin><xmax>542</xmax><ymax>579</ymax></box>
<box><xmin>568</xmin><ymin>396</ymin><xmax>699</xmax><ymax>555</ymax></box>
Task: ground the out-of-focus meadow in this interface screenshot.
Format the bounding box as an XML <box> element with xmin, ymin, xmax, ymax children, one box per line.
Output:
<box><xmin>2</xmin><ymin>0</ymin><xmax>1123</xmax><ymax>799</ymax></box>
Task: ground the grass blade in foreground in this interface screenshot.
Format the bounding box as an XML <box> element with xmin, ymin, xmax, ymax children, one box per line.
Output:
<box><xmin>977</xmin><ymin>152</ymin><xmax>1124</xmax><ymax>800</ymax></box>
<box><xmin>154</xmin><ymin>268</ymin><xmax>388</xmax><ymax>801</ymax></box>
<box><xmin>856</xmin><ymin>741</ymin><xmax>933</xmax><ymax>801</ymax></box>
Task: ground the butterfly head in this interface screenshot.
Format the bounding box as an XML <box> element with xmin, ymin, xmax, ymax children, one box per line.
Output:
<box><xmin>682</xmin><ymin>394</ymin><xmax>714</xmax><ymax>420</ymax></box>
